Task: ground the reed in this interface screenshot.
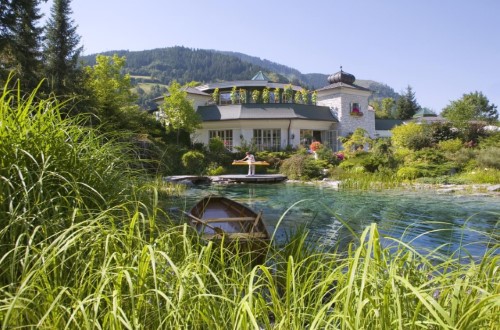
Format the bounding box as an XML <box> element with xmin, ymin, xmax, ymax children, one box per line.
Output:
<box><xmin>1</xmin><ymin>213</ymin><xmax>497</xmax><ymax>329</ymax></box>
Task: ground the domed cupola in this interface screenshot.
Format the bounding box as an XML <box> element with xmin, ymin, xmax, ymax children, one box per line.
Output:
<box><xmin>327</xmin><ymin>66</ymin><xmax>355</xmax><ymax>85</ymax></box>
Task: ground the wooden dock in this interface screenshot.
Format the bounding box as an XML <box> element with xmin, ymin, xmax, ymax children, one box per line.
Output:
<box><xmin>213</xmin><ymin>174</ymin><xmax>287</xmax><ymax>183</ymax></box>
<box><xmin>165</xmin><ymin>174</ymin><xmax>287</xmax><ymax>184</ymax></box>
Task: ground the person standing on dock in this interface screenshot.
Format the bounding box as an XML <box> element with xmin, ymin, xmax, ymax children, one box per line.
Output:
<box><xmin>240</xmin><ymin>151</ymin><xmax>256</xmax><ymax>176</ymax></box>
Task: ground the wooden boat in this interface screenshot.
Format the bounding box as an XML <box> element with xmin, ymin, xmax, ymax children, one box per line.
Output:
<box><xmin>232</xmin><ymin>160</ymin><xmax>270</xmax><ymax>166</ymax></box>
<box><xmin>184</xmin><ymin>196</ymin><xmax>270</xmax><ymax>264</ymax></box>
<box><xmin>186</xmin><ymin>196</ymin><xmax>270</xmax><ymax>242</ymax></box>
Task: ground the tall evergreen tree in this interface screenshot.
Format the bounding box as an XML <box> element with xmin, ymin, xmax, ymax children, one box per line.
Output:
<box><xmin>43</xmin><ymin>0</ymin><xmax>82</xmax><ymax>97</ymax></box>
<box><xmin>0</xmin><ymin>0</ymin><xmax>44</xmax><ymax>90</ymax></box>
<box><xmin>395</xmin><ymin>85</ymin><xmax>420</xmax><ymax>119</ymax></box>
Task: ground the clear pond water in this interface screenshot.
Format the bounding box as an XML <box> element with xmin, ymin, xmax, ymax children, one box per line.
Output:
<box><xmin>173</xmin><ymin>182</ymin><xmax>499</xmax><ymax>258</ymax></box>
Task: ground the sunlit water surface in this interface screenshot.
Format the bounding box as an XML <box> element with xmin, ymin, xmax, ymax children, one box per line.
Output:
<box><xmin>170</xmin><ymin>183</ymin><xmax>499</xmax><ymax>258</ymax></box>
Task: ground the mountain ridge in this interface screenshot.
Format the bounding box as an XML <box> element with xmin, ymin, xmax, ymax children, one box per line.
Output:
<box><xmin>80</xmin><ymin>46</ymin><xmax>400</xmax><ymax>105</ymax></box>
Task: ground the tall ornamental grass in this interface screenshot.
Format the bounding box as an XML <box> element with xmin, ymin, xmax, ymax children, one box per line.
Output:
<box><xmin>1</xmin><ymin>84</ymin><xmax>498</xmax><ymax>329</ymax></box>
<box><xmin>0</xmin><ymin>81</ymin><xmax>138</xmax><ymax>285</ymax></box>
<box><xmin>1</xmin><ymin>216</ymin><xmax>498</xmax><ymax>329</ymax></box>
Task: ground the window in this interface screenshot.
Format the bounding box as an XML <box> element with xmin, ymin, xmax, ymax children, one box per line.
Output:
<box><xmin>209</xmin><ymin>130</ymin><xmax>233</xmax><ymax>150</ymax></box>
<box><xmin>253</xmin><ymin>129</ymin><xmax>281</xmax><ymax>151</ymax></box>
<box><xmin>219</xmin><ymin>92</ymin><xmax>232</xmax><ymax>105</ymax></box>
<box><xmin>350</xmin><ymin>102</ymin><xmax>362</xmax><ymax>116</ymax></box>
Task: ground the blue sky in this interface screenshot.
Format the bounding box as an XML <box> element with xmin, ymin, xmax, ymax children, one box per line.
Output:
<box><xmin>41</xmin><ymin>0</ymin><xmax>500</xmax><ymax>113</ymax></box>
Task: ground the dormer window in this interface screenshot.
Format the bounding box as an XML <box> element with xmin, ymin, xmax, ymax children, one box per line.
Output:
<box><xmin>350</xmin><ymin>102</ymin><xmax>363</xmax><ymax>116</ymax></box>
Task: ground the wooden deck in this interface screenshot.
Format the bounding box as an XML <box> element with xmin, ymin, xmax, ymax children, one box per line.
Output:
<box><xmin>165</xmin><ymin>174</ymin><xmax>287</xmax><ymax>184</ymax></box>
<box><xmin>213</xmin><ymin>174</ymin><xmax>287</xmax><ymax>183</ymax></box>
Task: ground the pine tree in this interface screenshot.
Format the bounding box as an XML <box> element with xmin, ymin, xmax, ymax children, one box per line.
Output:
<box><xmin>395</xmin><ymin>85</ymin><xmax>420</xmax><ymax>119</ymax></box>
<box><xmin>43</xmin><ymin>0</ymin><xmax>82</xmax><ymax>97</ymax></box>
<box><xmin>1</xmin><ymin>0</ymin><xmax>44</xmax><ymax>90</ymax></box>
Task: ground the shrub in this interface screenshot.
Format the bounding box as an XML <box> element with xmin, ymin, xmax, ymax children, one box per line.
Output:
<box><xmin>476</xmin><ymin>147</ymin><xmax>500</xmax><ymax>169</ymax></box>
<box><xmin>206</xmin><ymin>163</ymin><xmax>225</xmax><ymax>176</ymax></box>
<box><xmin>279</xmin><ymin>154</ymin><xmax>323</xmax><ymax>180</ymax></box>
<box><xmin>181</xmin><ymin>150</ymin><xmax>205</xmax><ymax>174</ymax></box>
<box><xmin>397</xmin><ymin>166</ymin><xmax>420</xmax><ymax>179</ymax></box>
<box><xmin>391</xmin><ymin>122</ymin><xmax>431</xmax><ymax>150</ymax></box>
<box><xmin>437</xmin><ymin>138</ymin><xmax>463</xmax><ymax>152</ymax></box>
<box><xmin>427</xmin><ymin>122</ymin><xmax>460</xmax><ymax>144</ymax></box>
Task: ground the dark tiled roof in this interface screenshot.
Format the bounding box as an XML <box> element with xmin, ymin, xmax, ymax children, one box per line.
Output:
<box><xmin>197</xmin><ymin>104</ymin><xmax>338</xmax><ymax>122</ymax></box>
<box><xmin>375</xmin><ymin>119</ymin><xmax>404</xmax><ymax>130</ymax></box>
<box><xmin>316</xmin><ymin>82</ymin><xmax>371</xmax><ymax>92</ymax></box>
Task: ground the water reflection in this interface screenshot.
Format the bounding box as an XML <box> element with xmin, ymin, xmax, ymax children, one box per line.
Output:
<box><xmin>176</xmin><ymin>183</ymin><xmax>499</xmax><ymax>258</ymax></box>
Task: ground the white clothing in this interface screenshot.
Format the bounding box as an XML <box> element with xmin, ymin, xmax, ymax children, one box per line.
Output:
<box><xmin>243</xmin><ymin>154</ymin><xmax>256</xmax><ymax>175</ymax></box>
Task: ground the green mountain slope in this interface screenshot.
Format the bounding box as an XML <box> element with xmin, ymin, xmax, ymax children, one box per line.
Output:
<box><xmin>81</xmin><ymin>46</ymin><xmax>400</xmax><ymax>107</ymax></box>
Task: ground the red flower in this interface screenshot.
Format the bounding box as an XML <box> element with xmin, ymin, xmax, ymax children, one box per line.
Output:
<box><xmin>310</xmin><ymin>141</ymin><xmax>321</xmax><ymax>151</ymax></box>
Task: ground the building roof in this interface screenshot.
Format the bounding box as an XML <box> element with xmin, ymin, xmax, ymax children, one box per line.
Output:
<box><xmin>197</xmin><ymin>81</ymin><xmax>303</xmax><ymax>93</ymax></box>
<box><xmin>196</xmin><ymin>104</ymin><xmax>338</xmax><ymax>122</ymax></box>
<box><xmin>152</xmin><ymin>86</ymin><xmax>210</xmax><ymax>103</ymax></box>
<box><xmin>251</xmin><ymin>71</ymin><xmax>270</xmax><ymax>81</ymax></box>
<box><xmin>375</xmin><ymin>119</ymin><xmax>404</xmax><ymax>130</ymax></box>
<box><xmin>316</xmin><ymin>82</ymin><xmax>371</xmax><ymax>92</ymax></box>
<box><xmin>316</xmin><ymin>67</ymin><xmax>372</xmax><ymax>93</ymax></box>
<box><xmin>409</xmin><ymin>116</ymin><xmax>447</xmax><ymax>124</ymax></box>
<box><xmin>412</xmin><ymin>108</ymin><xmax>437</xmax><ymax>118</ymax></box>
<box><xmin>184</xmin><ymin>86</ymin><xmax>211</xmax><ymax>96</ymax></box>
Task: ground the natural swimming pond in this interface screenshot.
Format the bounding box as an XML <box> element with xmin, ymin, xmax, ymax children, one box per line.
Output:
<box><xmin>174</xmin><ymin>182</ymin><xmax>499</xmax><ymax>259</ymax></box>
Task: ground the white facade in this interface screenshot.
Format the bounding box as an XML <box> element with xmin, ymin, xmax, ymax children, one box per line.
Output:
<box><xmin>155</xmin><ymin>69</ymin><xmax>375</xmax><ymax>152</ymax></box>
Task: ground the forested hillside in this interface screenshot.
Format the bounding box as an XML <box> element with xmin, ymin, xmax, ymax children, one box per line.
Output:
<box><xmin>81</xmin><ymin>46</ymin><xmax>400</xmax><ymax>108</ymax></box>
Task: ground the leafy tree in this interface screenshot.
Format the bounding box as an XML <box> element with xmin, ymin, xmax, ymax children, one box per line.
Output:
<box><xmin>43</xmin><ymin>0</ymin><xmax>82</xmax><ymax>97</ymax></box>
<box><xmin>376</xmin><ymin>97</ymin><xmax>395</xmax><ymax>119</ymax></box>
<box><xmin>391</xmin><ymin>122</ymin><xmax>431</xmax><ymax>151</ymax></box>
<box><xmin>441</xmin><ymin>91</ymin><xmax>498</xmax><ymax>124</ymax></box>
<box><xmin>339</xmin><ymin>128</ymin><xmax>373</xmax><ymax>155</ymax></box>
<box><xmin>0</xmin><ymin>0</ymin><xmax>44</xmax><ymax>91</ymax></box>
<box><xmin>85</xmin><ymin>54</ymin><xmax>135</xmax><ymax>123</ymax></box>
<box><xmin>162</xmin><ymin>81</ymin><xmax>201</xmax><ymax>144</ymax></box>
<box><xmin>395</xmin><ymin>86</ymin><xmax>419</xmax><ymax>119</ymax></box>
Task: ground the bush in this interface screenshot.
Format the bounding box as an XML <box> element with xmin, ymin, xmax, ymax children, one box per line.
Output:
<box><xmin>181</xmin><ymin>150</ymin><xmax>205</xmax><ymax>174</ymax></box>
<box><xmin>279</xmin><ymin>154</ymin><xmax>323</xmax><ymax>180</ymax></box>
<box><xmin>396</xmin><ymin>167</ymin><xmax>421</xmax><ymax>179</ymax></box>
<box><xmin>476</xmin><ymin>147</ymin><xmax>500</xmax><ymax>169</ymax></box>
<box><xmin>391</xmin><ymin>122</ymin><xmax>428</xmax><ymax>150</ymax></box>
<box><xmin>437</xmin><ymin>138</ymin><xmax>463</xmax><ymax>153</ymax></box>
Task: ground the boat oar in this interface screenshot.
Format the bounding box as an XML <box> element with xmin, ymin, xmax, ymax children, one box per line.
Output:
<box><xmin>178</xmin><ymin>210</ymin><xmax>225</xmax><ymax>236</ymax></box>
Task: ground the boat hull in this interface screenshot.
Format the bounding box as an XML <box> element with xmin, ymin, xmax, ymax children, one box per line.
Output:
<box><xmin>188</xmin><ymin>196</ymin><xmax>270</xmax><ymax>262</ymax></box>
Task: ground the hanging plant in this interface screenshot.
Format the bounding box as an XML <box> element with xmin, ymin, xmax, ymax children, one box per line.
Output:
<box><xmin>252</xmin><ymin>90</ymin><xmax>260</xmax><ymax>103</ymax></box>
<box><xmin>230</xmin><ymin>86</ymin><xmax>237</xmax><ymax>104</ymax></box>
<box><xmin>212</xmin><ymin>88</ymin><xmax>219</xmax><ymax>104</ymax></box>
<box><xmin>284</xmin><ymin>84</ymin><xmax>293</xmax><ymax>103</ymax></box>
<box><xmin>301</xmin><ymin>89</ymin><xmax>309</xmax><ymax>104</ymax></box>
<box><xmin>294</xmin><ymin>91</ymin><xmax>302</xmax><ymax>104</ymax></box>
<box><xmin>262</xmin><ymin>88</ymin><xmax>270</xmax><ymax>103</ymax></box>
<box><xmin>273</xmin><ymin>88</ymin><xmax>281</xmax><ymax>103</ymax></box>
<box><xmin>239</xmin><ymin>88</ymin><xmax>247</xmax><ymax>103</ymax></box>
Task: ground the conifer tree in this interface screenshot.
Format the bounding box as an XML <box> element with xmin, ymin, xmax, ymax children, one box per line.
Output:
<box><xmin>0</xmin><ymin>0</ymin><xmax>44</xmax><ymax>90</ymax></box>
<box><xmin>43</xmin><ymin>0</ymin><xmax>82</xmax><ymax>97</ymax></box>
<box><xmin>395</xmin><ymin>85</ymin><xmax>420</xmax><ymax>119</ymax></box>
